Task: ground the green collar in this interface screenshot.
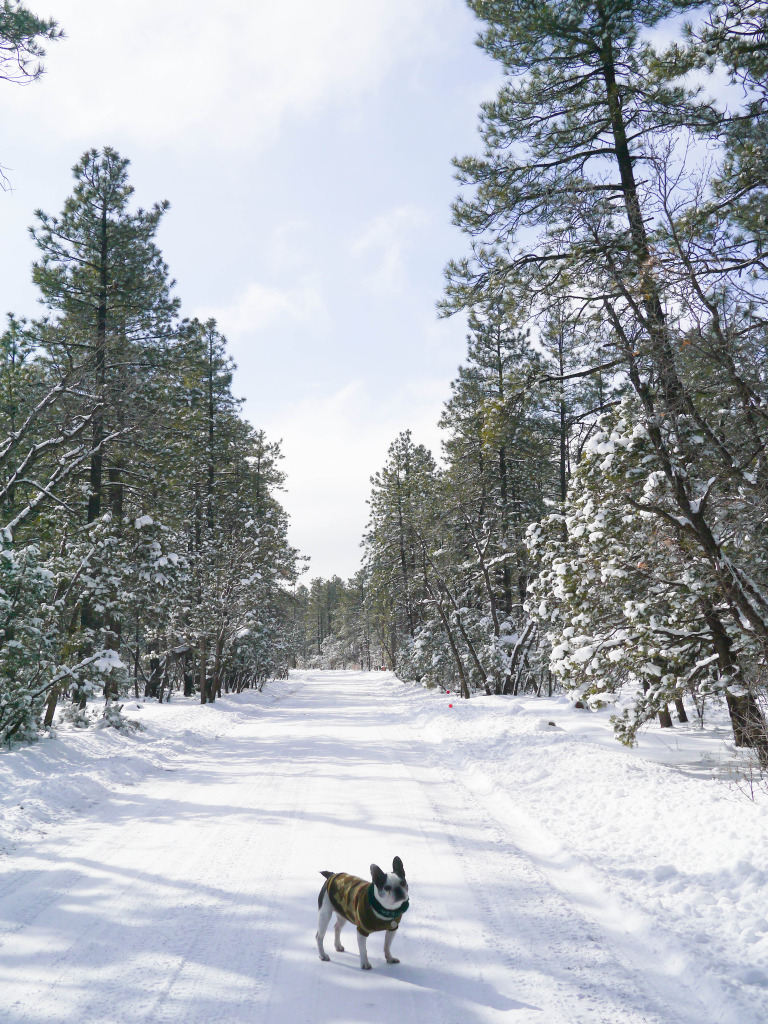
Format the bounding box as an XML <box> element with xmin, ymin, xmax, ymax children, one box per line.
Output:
<box><xmin>368</xmin><ymin>884</ymin><xmax>409</xmax><ymax>920</ymax></box>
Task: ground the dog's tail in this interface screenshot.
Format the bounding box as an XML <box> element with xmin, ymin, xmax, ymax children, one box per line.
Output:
<box><xmin>318</xmin><ymin>870</ymin><xmax>335</xmax><ymax>909</ymax></box>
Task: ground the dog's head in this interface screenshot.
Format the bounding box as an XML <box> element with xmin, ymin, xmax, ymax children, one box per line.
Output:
<box><xmin>370</xmin><ymin>857</ymin><xmax>408</xmax><ymax>910</ymax></box>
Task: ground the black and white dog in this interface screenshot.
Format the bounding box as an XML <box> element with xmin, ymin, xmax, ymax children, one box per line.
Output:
<box><xmin>316</xmin><ymin>858</ymin><xmax>409</xmax><ymax>970</ymax></box>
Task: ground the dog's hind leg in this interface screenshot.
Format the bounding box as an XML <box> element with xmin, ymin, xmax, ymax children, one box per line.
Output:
<box><xmin>316</xmin><ymin>893</ymin><xmax>333</xmax><ymax>961</ymax></box>
<box><xmin>356</xmin><ymin>930</ymin><xmax>372</xmax><ymax>970</ymax></box>
<box><xmin>334</xmin><ymin>914</ymin><xmax>347</xmax><ymax>952</ymax></box>
<box><xmin>384</xmin><ymin>926</ymin><xmax>400</xmax><ymax>964</ymax></box>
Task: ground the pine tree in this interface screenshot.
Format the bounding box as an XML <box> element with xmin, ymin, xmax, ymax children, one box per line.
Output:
<box><xmin>0</xmin><ymin>1</ymin><xmax>59</xmax><ymax>84</ymax></box>
<box><xmin>25</xmin><ymin>149</ymin><xmax>181</xmax><ymax>712</ymax></box>
<box><xmin>445</xmin><ymin>0</ymin><xmax>768</xmax><ymax>749</ymax></box>
<box><xmin>31</xmin><ymin>147</ymin><xmax>179</xmax><ymax>526</ymax></box>
<box><xmin>0</xmin><ymin>1</ymin><xmax>61</xmax><ymax>180</ymax></box>
<box><xmin>530</xmin><ymin>393</ymin><xmax>768</xmax><ymax>756</ymax></box>
<box><xmin>364</xmin><ymin>432</ymin><xmax>438</xmax><ymax>671</ymax></box>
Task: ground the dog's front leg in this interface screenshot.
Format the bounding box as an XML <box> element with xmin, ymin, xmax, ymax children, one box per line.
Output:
<box><xmin>384</xmin><ymin>925</ymin><xmax>399</xmax><ymax>964</ymax></box>
<box><xmin>356</xmin><ymin>930</ymin><xmax>372</xmax><ymax>970</ymax></box>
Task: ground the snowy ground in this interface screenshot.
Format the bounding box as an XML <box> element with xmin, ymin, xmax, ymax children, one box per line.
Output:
<box><xmin>1</xmin><ymin>670</ymin><xmax>766</xmax><ymax>1024</ymax></box>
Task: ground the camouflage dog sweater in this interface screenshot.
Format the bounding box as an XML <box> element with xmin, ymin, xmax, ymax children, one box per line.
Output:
<box><xmin>321</xmin><ymin>872</ymin><xmax>408</xmax><ymax>937</ymax></box>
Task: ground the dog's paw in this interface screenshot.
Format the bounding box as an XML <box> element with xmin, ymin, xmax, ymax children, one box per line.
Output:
<box><xmin>361</xmin><ymin>962</ymin><xmax>372</xmax><ymax>970</ymax></box>
<box><xmin>386</xmin><ymin>957</ymin><xmax>400</xmax><ymax>964</ymax></box>
<box><xmin>319</xmin><ymin>953</ymin><xmax>330</xmax><ymax>962</ymax></box>
<box><xmin>334</xmin><ymin>944</ymin><xmax>345</xmax><ymax>952</ymax></box>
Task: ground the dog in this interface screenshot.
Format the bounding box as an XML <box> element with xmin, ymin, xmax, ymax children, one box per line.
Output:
<box><xmin>315</xmin><ymin>857</ymin><xmax>409</xmax><ymax>970</ymax></box>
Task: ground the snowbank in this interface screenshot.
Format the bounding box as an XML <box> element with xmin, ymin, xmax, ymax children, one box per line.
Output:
<box><xmin>0</xmin><ymin>680</ymin><xmax>299</xmax><ymax>855</ymax></box>
<box><xmin>390</xmin><ymin>676</ymin><xmax>768</xmax><ymax>1014</ymax></box>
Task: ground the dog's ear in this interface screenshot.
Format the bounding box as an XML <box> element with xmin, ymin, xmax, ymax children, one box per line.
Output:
<box><xmin>392</xmin><ymin>856</ymin><xmax>405</xmax><ymax>880</ymax></box>
<box><xmin>370</xmin><ymin>863</ymin><xmax>387</xmax><ymax>889</ymax></box>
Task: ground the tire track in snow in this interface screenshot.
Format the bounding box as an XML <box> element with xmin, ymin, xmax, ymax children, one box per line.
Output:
<box><xmin>140</xmin><ymin>760</ymin><xmax>305</xmax><ymax>1024</ymax></box>
<box><xmin>386</xmin><ymin>719</ymin><xmax>664</xmax><ymax>1024</ymax></box>
<box><xmin>396</xmin><ymin>698</ymin><xmax>734</xmax><ymax>1024</ymax></box>
<box><xmin>1</xmin><ymin>694</ymin><xmax>309</xmax><ymax>1024</ymax></box>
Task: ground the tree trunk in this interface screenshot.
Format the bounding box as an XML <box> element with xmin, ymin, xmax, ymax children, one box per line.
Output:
<box><xmin>206</xmin><ymin>327</ymin><xmax>216</xmax><ymax>531</ymax></box>
<box><xmin>158</xmin><ymin>658</ymin><xmax>170</xmax><ymax>703</ymax></box>
<box><xmin>210</xmin><ymin>636</ymin><xmax>224</xmax><ymax>703</ymax></box>
<box><xmin>43</xmin><ymin>686</ymin><xmax>59</xmax><ymax>728</ymax></box>
<box><xmin>426</xmin><ymin>581</ymin><xmax>471</xmax><ymax>699</ymax></box>
<box><xmin>498</xmin><ymin>445</ymin><xmax>514</xmax><ymax>618</ymax></box>
<box><xmin>557</xmin><ymin>323</ymin><xmax>568</xmax><ymax>506</ymax></box>
<box><xmin>87</xmin><ymin>204</ymin><xmax>110</xmax><ymax>524</ymax></box>
<box><xmin>133</xmin><ymin>619</ymin><xmax>141</xmax><ymax>698</ymax></box>
<box><xmin>658</xmin><ymin>705</ymin><xmax>673</xmax><ymax>729</ymax></box>
<box><xmin>703</xmin><ymin>603</ymin><xmax>768</xmax><ymax>759</ymax></box>
<box><xmin>726</xmin><ymin>691</ymin><xmax>768</xmax><ymax>755</ymax></box>
<box><xmin>598</xmin><ymin>24</ymin><xmax>768</xmax><ymax>644</ymax></box>
<box><xmin>145</xmin><ymin>656</ymin><xmax>161</xmax><ymax>699</ymax></box>
<box><xmin>503</xmin><ymin>620</ymin><xmax>536</xmax><ymax>696</ymax></box>
<box><xmin>199</xmin><ymin>637</ymin><xmax>207</xmax><ymax>704</ymax></box>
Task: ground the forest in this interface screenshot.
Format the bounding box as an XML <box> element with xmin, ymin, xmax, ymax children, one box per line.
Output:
<box><xmin>0</xmin><ymin>7</ymin><xmax>304</xmax><ymax>741</ymax></box>
<box><xmin>302</xmin><ymin>1</ymin><xmax>768</xmax><ymax>763</ymax></box>
<box><xmin>2</xmin><ymin>1</ymin><xmax>768</xmax><ymax>768</ymax></box>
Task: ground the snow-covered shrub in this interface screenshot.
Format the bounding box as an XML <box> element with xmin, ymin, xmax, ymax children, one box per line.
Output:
<box><xmin>527</xmin><ymin>397</ymin><xmax>758</xmax><ymax>745</ymax></box>
<box><xmin>0</xmin><ymin>540</ymin><xmax>58</xmax><ymax>744</ymax></box>
<box><xmin>398</xmin><ymin>624</ymin><xmax>458</xmax><ymax>690</ymax></box>
<box><xmin>97</xmin><ymin>702</ymin><xmax>144</xmax><ymax>732</ymax></box>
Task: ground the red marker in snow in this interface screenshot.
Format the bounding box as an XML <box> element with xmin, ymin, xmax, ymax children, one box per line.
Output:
<box><xmin>448</xmin><ymin>703</ymin><xmax>453</xmax><ymax>708</ymax></box>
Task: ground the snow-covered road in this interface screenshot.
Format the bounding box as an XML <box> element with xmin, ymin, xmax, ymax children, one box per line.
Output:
<box><xmin>0</xmin><ymin>671</ymin><xmax>762</xmax><ymax>1023</ymax></box>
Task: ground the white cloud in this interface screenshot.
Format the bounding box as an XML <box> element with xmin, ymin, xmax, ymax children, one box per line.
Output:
<box><xmin>197</xmin><ymin>279</ymin><xmax>325</xmax><ymax>337</ymax></box>
<box><xmin>0</xmin><ymin>0</ymin><xmax>454</xmax><ymax>150</ymax></box>
<box><xmin>263</xmin><ymin>378</ymin><xmax>448</xmax><ymax>579</ymax></box>
<box><xmin>352</xmin><ymin>205</ymin><xmax>428</xmax><ymax>293</ymax></box>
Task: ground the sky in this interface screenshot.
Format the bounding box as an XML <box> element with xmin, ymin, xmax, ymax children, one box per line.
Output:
<box><xmin>0</xmin><ymin>0</ymin><xmax>500</xmax><ymax>579</ymax></box>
